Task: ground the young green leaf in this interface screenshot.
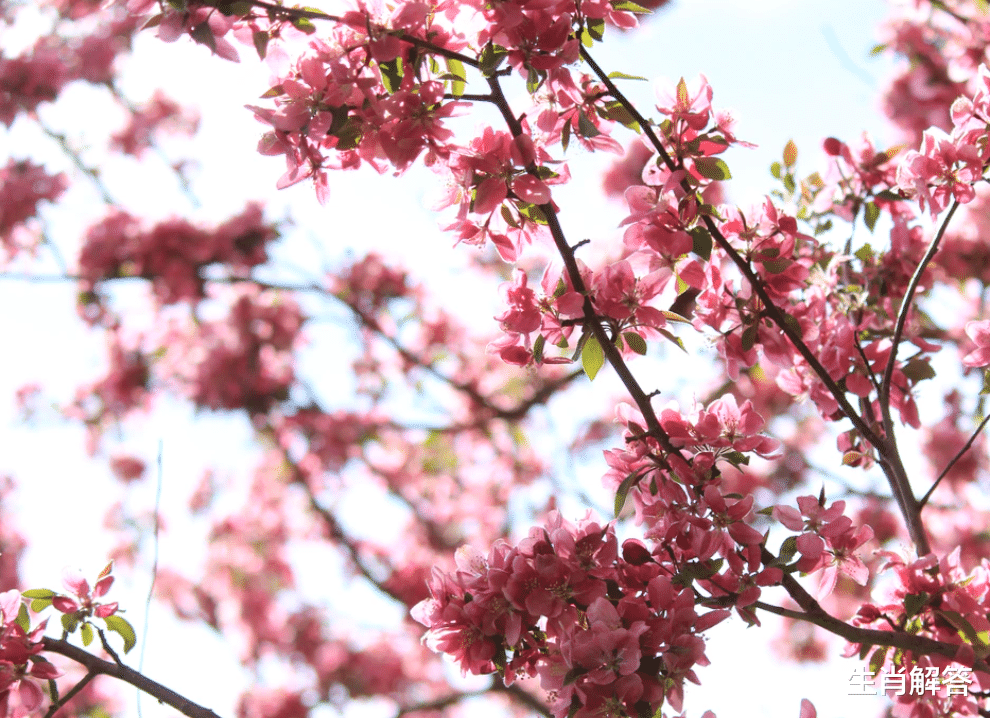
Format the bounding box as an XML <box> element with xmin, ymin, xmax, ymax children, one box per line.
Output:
<box><xmin>607</xmin><ymin>71</ymin><xmax>648</xmax><ymax>81</ymax></box>
<box><xmin>446</xmin><ymin>58</ymin><xmax>466</xmax><ymax>97</ymax></box>
<box><xmin>81</xmin><ymin>622</ymin><xmax>94</xmax><ymax>647</ymax></box>
<box><xmin>864</xmin><ymin>201</ymin><xmax>880</xmax><ymax>232</ymax></box>
<box><xmin>104</xmin><ymin>614</ymin><xmax>137</xmax><ymax>653</ymax></box>
<box><xmin>694</xmin><ymin>157</ymin><xmax>732</xmax><ymax>181</ymax></box>
<box><xmin>623</xmin><ymin>332</ymin><xmax>647</xmax><ymax>355</ymax></box>
<box><xmin>614</xmin><ymin>469</ymin><xmax>644</xmax><ymax>517</ymax></box>
<box><xmin>582</xmin><ymin>334</ymin><xmax>606</xmax><ymax>380</ymax></box>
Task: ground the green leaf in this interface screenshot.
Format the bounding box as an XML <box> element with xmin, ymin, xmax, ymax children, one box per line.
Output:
<box><xmin>290</xmin><ymin>15</ymin><xmax>316</xmax><ymax>33</ymax></box>
<box><xmin>600</xmin><ymin>101</ymin><xmax>637</xmax><ymax>128</ymax></box>
<box><xmin>252</xmin><ymin>30</ymin><xmax>269</xmax><ymax>60</ymax></box>
<box><xmin>778</xmin><ymin>536</ymin><xmax>798</xmax><ymax>564</ymax></box>
<box><xmin>533</xmin><ymin>333</ymin><xmax>546</xmax><ymax>364</ymax></box>
<box><xmin>614</xmin><ymin>469</ymin><xmax>644</xmax><ymax>517</ymax></box>
<box><xmin>875</xmin><ymin>189</ymin><xmax>903</xmax><ymax>202</ymax></box>
<box><xmin>15</xmin><ymin>603</ymin><xmax>29</xmax><ymax>633</ymax></box>
<box><xmin>80</xmin><ymin>622</ymin><xmax>94</xmax><ymax>647</ymax></box>
<box><xmin>868</xmin><ymin>646</ymin><xmax>889</xmax><ymax>675</ymax></box>
<box><xmin>935</xmin><ymin>609</ymin><xmax>990</xmax><ymax>655</ymax></box>
<box><xmin>863</xmin><ymin>201</ymin><xmax>880</xmax><ymax>232</ymax></box>
<box><xmin>561</xmin><ymin>121</ymin><xmax>571</xmax><ymax>152</ymax></box>
<box><xmin>216</xmin><ymin>0</ymin><xmax>253</xmax><ymax>15</ymax></box>
<box><xmin>741</xmin><ymin>324</ymin><xmax>758</xmax><ymax>352</ymax></box>
<box><xmin>902</xmin><ymin>357</ymin><xmax>936</xmax><ymax>383</ymax></box>
<box><xmin>607</xmin><ymin>71</ymin><xmax>648</xmax><ymax>81</ymax></box>
<box><xmin>903</xmin><ymin>592</ymin><xmax>930</xmax><ymax>617</ymax></box>
<box><xmin>577</xmin><ymin>109</ymin><xmax>600</xmax><ymax>137</ymax></box>
<box><xmin>658</xmin><ymin>327</ymin><xmax>686</xmax><ymax>353</ymax></box>
<box><xmin>781</xmin><ymin>313</ymin><xmax>802</xmax><ymax>336</ymax></box>
<box><xmin>770</xmin><ymin>161</ymin><xmax>782</xmax><ymax>179</ymax></box>
<box><xmin>661</xmin><ymin>309</ymin><xmax>691</xmax><ymax>324</ymax></box>
<box><xmin>721</xmin><ymin>450</ymin><xmax>750</xmax><ymax>468</ymax></box>
<box><xmin>610</xmin><ymin>0</ymin><xmax>652</xmax><ymax>11</ymax></box>
<box><xmin>189</xmin><ymin>23</ymin><xmax>217</xmax><ymax>53</ymax></box>
<box><xmin>517</xmin><ymin>203</ymin><xmax>548</xmax><ymax>225</ymax></box>
<box><xmin>694</xmin><ymin>157</ymin><xmax>732</xmax><ymax>181</ymax></box>
<box><xmin>981</xmin><ymin>371</ymin><xmax>990</xmax><ymax>395</ymax></box>
<box><xmin>854</xmin><ymin>243</ymin><xmax>875</xmax><ymax>263</ymax></box>
<box><xmin>783</xmin><ymin>139</ymin><xmax>798</xmax><ymax>168</ymax></box>
<box><xmin>104</xmin><ymin>614</ymin><xmax>137</xmax><ymax>654</ymax></box>
<box><xmin>762</xmin><ymin>258</ymin><xmax>790</xmax><ymax>274</ymax></box>
<box><xmin>587</xmin><ymin>17</ymin><xmax>605</xmax><ymax>41</ymax></box>
<box><xmin>446</xmin><ymin>58</ymin><xmax>466</xmax><ymax>97</ymax></box>
<box><xmin>379</xmin><ymin>57</ymin><xmax>404</xmax><ymax>94</ymax></box>
<box><xmin>690</xmin><ymin>226</ymin><xmax>712</xmax><ymax>261</ymax></box>
<box><xmin>581</xmin><ymin>334</ymin><xmax>606</xmax><ymax>381</ymax></box>
<box><xmin>21</xmin><ymin>589</ymin><xmax>56</xmax><ymax>599</ymax></box>
<box><xmin>61</xmin><ymin>613</ymin><xmax>78</xmax><ymax>634</ymax></box>
<box><xmin>526</xmin><ymin>65</ymin><xmax>544</xmax><ymax>93</ymax></box>
<box><xmin>479</xmin><ymin>43</ymin><xmax>508</xmax><ymax>76</ymax></box>
<box><xmin>623</xmin><ymin>332</ymin><xmax>647</xmax><ymax>355</ymax></box>
<box><xmin>31</xmin><ymin>597</ymin><xmax>53</xmax><ymax>612</ymax></box>
<box><xmin>500</xmin><ymin>204</ymin><xmax>519</xmax><ymax>229</ymax></box>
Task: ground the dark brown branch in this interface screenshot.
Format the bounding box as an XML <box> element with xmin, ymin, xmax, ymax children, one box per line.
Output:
<box><xmin>482</xmin><ymin>72</ymin><xmax>683</xmax><ymax>464</ymax></box>
<box><xmin>41</xmin><ymin>638</ymin><xmax>225</xmax><ymax>718</ymax></box>
<box><xmin>758</xmin><ymin>546</ymin><xmax>990</xmax><ymax>672</ymax></box>
<box><xmin>753</xmin><ymin>595</ymin><xmax>990</xmax><ymax>672</ymax></box>
<box><xmin>578</xmin><ymin>45</ymin><xmax>937</xmax><ymax>552</ymax></box>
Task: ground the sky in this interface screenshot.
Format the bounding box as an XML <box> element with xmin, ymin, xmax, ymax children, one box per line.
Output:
<box><xmin>0</xmin><ymin>1</ymin><xmax>911</xmax><ymax>717</ymax></box>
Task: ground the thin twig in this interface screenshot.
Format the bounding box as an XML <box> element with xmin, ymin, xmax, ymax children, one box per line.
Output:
<box><xmin>244</xmin><ymin>0</ymin><xmax>479</xmax><ymax>67</ymax></box>
<box><xmin>920</xmin><ymin>412</ymin><xmax>990</xmax><ymax>508</ymax></box>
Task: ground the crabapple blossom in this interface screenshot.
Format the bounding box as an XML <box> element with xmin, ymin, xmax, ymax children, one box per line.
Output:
<box><xmin>10</xmin><ymin>1</ymin><xmax>990</xmax><ymax>718</ymax></box>
<box><xmin>961</xmin><ymin>320</ymin><xmax>990</xmax><ymax>368</ymax></box>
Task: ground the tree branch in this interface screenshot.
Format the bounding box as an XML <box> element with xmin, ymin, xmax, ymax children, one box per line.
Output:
<box><xmin>240</xmin><ymin>0</ymin><xmax>480</xmax><ymax>67</ymax></box>
<box><xmin>41</xmin><ymin>638</ymin><xmax>225</xmax><ymax>718</ymax></box>
<box><xmin>483</xmin><ymin>72</ymin><xmax>684</xmax><ymax>464</ymax></box>
<box><xmin>578</xmin><ymin>45</ymin><xmax>936</xmax><ymax>553</ymax></box>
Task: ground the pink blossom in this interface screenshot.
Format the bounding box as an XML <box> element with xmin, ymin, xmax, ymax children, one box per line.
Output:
<box><xmin>962</xmin><ymin>320</ymin><xmax>990</xmax><ymax>368</ymax></box>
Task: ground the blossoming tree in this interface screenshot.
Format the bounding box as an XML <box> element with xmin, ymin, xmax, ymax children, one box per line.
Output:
<box><xmin>3</xmin><ymin>1</ymin><xmax>990</xmax><ymax>718</ymax></box>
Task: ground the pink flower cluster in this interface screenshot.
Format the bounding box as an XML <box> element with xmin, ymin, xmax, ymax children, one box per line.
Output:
<box><xmin>851</xmin><ymin>549</ymin><xmax>990</xmax><ymax>718</ymax></box>
<box><xmin>773</xmin><ymin>496</ymin><xmax>874</xmax><ymax>598</ymax></box>
<box><xmin>0</xmin><ymin>591</ymin><xmax>59</xmax><ymax>718</ymax></box>
<box><xmin>600</xmin><ymin>399</ymin><xmax>783</xmax><ymax>621</ymax></box>
<box><xmin>413</xmin><ymin>512</ymin><xmax>730</xmax><ymax>718</ymax></box>
<box><xmin>159</xmin><ymin>286</ymin><xmax>303</xmax><ymax>416</ymax></box>
<box><xmin>110</xmin><ymin>90</ymin><xmax>199</xmax><ymax>156</ymax></box>
<box><xmin>51</xmin><ymin>564</ymin><xmax>119</xmax><ymax>621</ymax></box>
<box><xmin>895</xmin><ymin>63</ymin><xmax>990</xmax><ymax>218</ymax></box>
<box><xmin>77</xmin><ymin>204</ymin><xmax>277</xmax><ymax>307</ymax></box>
<box><xmin>0</xmin><ymin>161</ymin><xmax>66</xmax><ymax>259</ymax></box>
